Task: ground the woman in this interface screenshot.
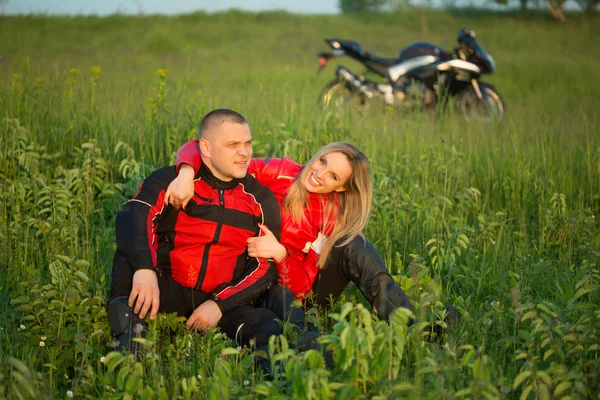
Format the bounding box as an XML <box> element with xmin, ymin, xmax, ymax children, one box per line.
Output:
<box><xmin>165</xmin><ymin>141</ymin><xmax>415</xmax><ymax>323</ymax></box>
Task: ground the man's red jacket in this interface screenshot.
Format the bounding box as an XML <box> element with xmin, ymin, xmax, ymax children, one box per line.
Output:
<box><xmin>115</xmin><ymin>162</ymin><xmax>281</xmax><ymax>313</ymax></box>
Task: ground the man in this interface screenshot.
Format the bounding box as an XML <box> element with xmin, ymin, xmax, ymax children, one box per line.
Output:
<box><xmin>107</xmin><ymin>109</ymin><xmax>283</xmax><ymax>361</ymax></box>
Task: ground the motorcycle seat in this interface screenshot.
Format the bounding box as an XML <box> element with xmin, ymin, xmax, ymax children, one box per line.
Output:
<box><xmin>333</xmin><ymin>39</ymin><xmax>399</xmax><ymax>66</ymax></box>
<box><xmin>362</xmin><ymin>51</ymin><xmax>400</xmax><ymax>66</ymax></box>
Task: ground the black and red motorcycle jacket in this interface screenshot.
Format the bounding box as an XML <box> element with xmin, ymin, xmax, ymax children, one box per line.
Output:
<box><xmin>115</xmin><ymin>163</ymin><xmax>281</xmax><ymax>314</ymax></box>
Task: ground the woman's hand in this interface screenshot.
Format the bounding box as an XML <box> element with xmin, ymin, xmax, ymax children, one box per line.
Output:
<box><xmin>164</xmin><ymin>164</ymin><xmax>195</xmax><ymax>209</ymax></box>
<box><xmin>247</xmin><ymin>224</ymin><xmax>288</xmax><ymax>262</ymax></box>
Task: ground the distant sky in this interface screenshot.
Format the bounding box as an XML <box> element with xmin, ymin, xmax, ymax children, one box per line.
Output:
<box><xmin>2</xmin><ymin>0</ymin><xmax>340</xmax><ymax>15</ymax></box>
<box><xmin>1</xmin><ymin>0</ymin><xmax>584</xmax><ymax>15</ymax></box>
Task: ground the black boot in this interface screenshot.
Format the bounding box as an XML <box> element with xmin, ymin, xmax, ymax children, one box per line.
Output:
<box><xmin>424</xmin><ymin>305</ymin><xmax>460</xmax><ymax>343</ymax></box>
<box><xmin>255</xmin><ymin>285</ymin><xmax>334</xmax><ymax>368</ymax></box>
<box><xmin>296</xmin><ymin>325</ymin><xmax>334</xmax><ymax>369</ymax></box>
<box><xmin>107</xmin><ymin>296</ymin><xmax>147</xmax><ymax>360</ymax></box>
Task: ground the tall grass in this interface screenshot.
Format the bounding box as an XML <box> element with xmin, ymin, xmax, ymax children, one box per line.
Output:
<box><xmin>0</xmin><ymin>9</ymin><xmax>599</xmax><ymax>399</ymax></box>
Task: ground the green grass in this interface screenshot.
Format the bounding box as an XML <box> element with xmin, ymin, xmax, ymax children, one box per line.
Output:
<box><xmin>1</xmin><ymin>9</ymin><xmax>599</xmax><ymax>399</ymax></box>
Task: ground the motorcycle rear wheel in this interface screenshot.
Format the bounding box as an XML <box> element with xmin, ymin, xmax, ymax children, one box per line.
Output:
<box><xmin>320</xmin><ymin>80</ymin><xmax>368</xmax><ymax>111</ymax></box>
<box><xmin>455</xmin><ymin>82</ymin><xmax>505</xmax><ymax>123</ymax></box>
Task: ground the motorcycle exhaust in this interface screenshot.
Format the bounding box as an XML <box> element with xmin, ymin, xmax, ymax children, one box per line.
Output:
<box><xmin>335</xmin><ymin>66</ymin><xmax>374</xmax><ymax>98</ymax></box>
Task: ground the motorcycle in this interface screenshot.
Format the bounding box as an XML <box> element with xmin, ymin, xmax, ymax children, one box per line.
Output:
<box><xmin>317</xmin><ymin>28</ymin><xmax>505</xmax><ymax>122</ymax></box>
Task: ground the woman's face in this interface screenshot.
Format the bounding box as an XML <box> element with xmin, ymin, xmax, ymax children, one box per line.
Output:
<box><xmin>302</xmin><ymin>151</ymin><xmax>353</xmax><ymax>194</ymax></box>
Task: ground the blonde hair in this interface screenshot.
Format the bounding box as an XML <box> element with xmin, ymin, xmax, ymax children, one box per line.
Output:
<box><xmin>282</xmin><ymin>142</ymin><xmax>372</xmax><ymax>269</ymax></box>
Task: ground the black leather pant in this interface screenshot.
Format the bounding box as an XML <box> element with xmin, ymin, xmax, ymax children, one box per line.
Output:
<box><xmin>108</xmin><ymin>250</ymin><xmax>282</xmax><ymax>350</ymax></box>
<box><xmin>312</xmin><ymin>235</ymin><xmax>414</xmax><ymax>320</ymax></box>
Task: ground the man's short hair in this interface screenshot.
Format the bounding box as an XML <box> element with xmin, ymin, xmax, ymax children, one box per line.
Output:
<box><xmin>199</xmin><ymin>109</ymin><xmax>248</xmax><ymax>138</ymax></box>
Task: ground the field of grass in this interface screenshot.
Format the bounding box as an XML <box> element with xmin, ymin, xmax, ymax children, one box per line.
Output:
<box><xmin>1</xmin><ymin>9</ymin><xmax>599</xmax><ymax>399</ymax></box>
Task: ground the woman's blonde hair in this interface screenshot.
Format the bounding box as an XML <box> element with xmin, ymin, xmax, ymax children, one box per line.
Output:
<box><xmin>282</xmin><ymin>142</ymin><xmax>372</xmax><ymax>269</ymax></box>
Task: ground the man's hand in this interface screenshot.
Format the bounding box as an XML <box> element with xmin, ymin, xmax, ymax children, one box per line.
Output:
<box><xmin>164</xmin><ymin>164</ymin><xmax>195</xmax><ymax>209</ymax></box>
<box><xmin>247</xmin><ymin>224</ymin><xmax>287</xmax><ymax>262</ymax></box>
<box><xmin>186</xmin><ymin>300</ymin><xmax>223</xmax><ymax>332</ymax></box>
<box><xmin>129</xmin><ymin>269</ymin><xmax>160</xmax><ymax>320</ymax></box>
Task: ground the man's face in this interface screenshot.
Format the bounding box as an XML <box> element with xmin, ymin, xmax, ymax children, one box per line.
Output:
<box><xmin>201</xmin><ymin>121</ymin><xmax>253</xmax><ymax>181</ymax></box>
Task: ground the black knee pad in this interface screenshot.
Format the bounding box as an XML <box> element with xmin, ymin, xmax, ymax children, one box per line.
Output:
<box><xmin>107</xmin><ymin>296</ymin><xmax>133</xmax><ymax>336</ymax></box>
<box><xmin>107</xmin><ymin>296</ymin><xmax>147</xmax><ymax>336</ymax></box>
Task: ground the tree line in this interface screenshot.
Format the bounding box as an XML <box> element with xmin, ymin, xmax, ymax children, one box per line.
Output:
<box><xmin>339</xmin><ymin>0</ymin><xmax>599</xmax><ymax>21</ymax></box>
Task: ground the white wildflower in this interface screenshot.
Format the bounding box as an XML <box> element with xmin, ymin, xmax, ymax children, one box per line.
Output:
<box><xmin>243</xmin><ymin>380</ymin><xmax>250</xmax><ymax>386</ymax></box>
<box><xmin>500</xmin><ymin>386</ymin><xmax>511</xmax><ymax>394</ymax></box>
<box><xmin>197</xmin><ymin>374</ymin><xmax>202</xmax><ymax>380</ymax></box>
<box><xmin>100</xmin><ymin>356</ymin><xmax>106</xmax><ymax>363</ymax></box>
<box><xmin>66</xmin><ymin>390</ymin><xmax>74</xmax><ymax>398</ymax></box>
<box><xmin>40</xmin><ymin>336</ymin><xmax>47</xmax><ymax>341</ymax></box>
<box><xmin>39</xmin><ymin>341</ymin><xmax>45</xmax><ymax>347</ymax></box>
<box><xmin>483</xmin><ymin>318</ymin><xmax>492</xmax><ymax>327</ymax></box>
<box><xmin>19</xmin><ymin>324</ymin><xmax>26</xmax><ymax>330</ymax></box>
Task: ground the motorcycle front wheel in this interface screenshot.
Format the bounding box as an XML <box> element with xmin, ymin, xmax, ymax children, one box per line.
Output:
<box><xmin>320</xmin><ymin>80</ymin><xmax>368</xmax><ymax>111</ymax></box>
<box><xmin>455</xmin><ymin>82</ymin><xmax>505</xmax><ymax>123</ymax></box>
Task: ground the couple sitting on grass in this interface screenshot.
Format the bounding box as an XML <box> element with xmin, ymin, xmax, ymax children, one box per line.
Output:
<box><xmin>107</xmin><ymin>108</ymin><xmax>455</xmax><ymax>373</ymax></box>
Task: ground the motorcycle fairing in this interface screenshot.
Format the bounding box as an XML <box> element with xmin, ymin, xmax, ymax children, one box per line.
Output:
<box><xmin>387</xmin><ymin>56</ymin><xmax>440</xmax><ymax>82</ymax></box>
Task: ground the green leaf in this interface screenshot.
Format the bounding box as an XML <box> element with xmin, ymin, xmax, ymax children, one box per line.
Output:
<box><xmin>455</xmin><ymin>388</ymin><xmax>471</xmax><ymax>396</ymax></box>
<box><xmin>158</xmin><ymin>388</ymin><xmax>169</xmax><ymax>400</ymax></box>
<box><xmin>562</xmin><ymin>334</ymin><xmax>577</xmax><ymax>342</ymax></box>
<box><xmin>567</xmin><ymin>285</ymin><xmax>599</xmax><ymax>307</ymax></box>
<box><xmin>10</xmin><ymin>371</ymin><xmax>36</xmax><ymax>398</ymax></box>
<box><xmin>520</xmin><ymin>384</ymin><xmax>533</xmax><ymax>400</ymax></box>
<box><xmin>391</xmin><ymin>382</ymin><xmax>415</xmax><ymax>392</ymax></box>
<box><xmin>74</xmin><ymin>259</ymin><xmax>91</xmax><ymax>268</ymax></box>
<box><xmin>55</xmin><ymin>254</ymin><xmax>72</xmax><ymax>264</ymax></box>
<box><xmin>105</xmin><ymin>352</ymin><xmax>126</xmax><ymax>372</ymax></box>
<box><xmin>536</xmin><ymin>371</ymin><xmax>552</xmax><ymax>385</ymax></box>
<box><xmin>253</xmin><ymin>383</ymin><xmax>272</xmax><ymax>395</ymax></box>
<box><xmin>220</xmin><ymin>347</ymin><xmax>240</xmax><ymax>356</ymax></box>
<box><xmin>125</xmin><ymin>371</ymin><xmax>141</xmax><ymax>394</ymax></box>
<box><xmin>538</xmin><ymin>383</ymin><xmax>549</xmax><ymax>400</ymax></box>
<box><xmin>462</xmin><ymin>349</ymin><xmax>476</xmax><ymax>366</ymax></box>
<box><xmin>515</xmin><ymin>352</ymin><xmax>528</xmax><ymax>361</ymax></box>
<box><xmin>425</xmin><ymin>238</ymin><xmax>437</xmax><ymax>247</ymax></box>
<box><xmin>74</xmin><ymin>271</ymin><xmax>89</xmax><ymax>282</ymax></box>
<box><xmin>536</xmin><ymin>303</ymin><xmax>557</xmax><ymax>317</ymax></box>
<box><xmin>540</xmin><ymin>337</ymin><xmax>551</xmax><ymax>348</ymax></box>
<box><xmin>117</xmin><ymin>366</ymin><xmax>131</xmax><ymax>390</ymax></box>
<box><xmin>7</xmin><ymin>357</ymin><xmax>30</xmax><ymax>376</ymax></box>
<box><xmin>521</xmin><ymin>311</ymin><xmax>537</xmax><ymax>322</ymax></box>
<box><xmin>513</xmin><ymin>370</ymin><xmax>532</xmax><ymax>389</ymax></box>
<box><xmin>554</xmin><ymin>381</ymin><xmax>572</xmax><ymax>396</ymax></box>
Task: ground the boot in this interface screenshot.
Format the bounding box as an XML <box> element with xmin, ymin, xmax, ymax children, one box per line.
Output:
<box><xmin>424</xmin><ymin>305</ymin><xmax>460</xmax><ymax>343</ymax></box>
<box><xmin>296</xmin><ymin>324</ymin><xmax>334</xmax><ymax>369</ymax></box>
<box><xmin>107</xmin><ymin>296</ymin><xmax>147</xmax><ymax>360</ymax></box>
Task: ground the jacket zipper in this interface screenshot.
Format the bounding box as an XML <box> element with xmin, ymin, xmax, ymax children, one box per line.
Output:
<box><xmin>195</xmin><ymin>189</ymin><xmax>225</xmax><ymax>290</ymax></box>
